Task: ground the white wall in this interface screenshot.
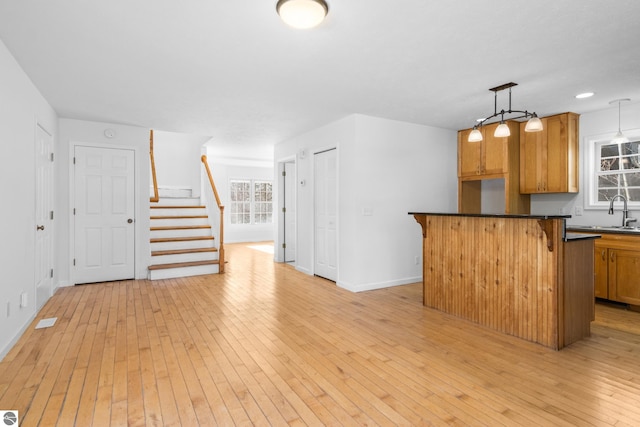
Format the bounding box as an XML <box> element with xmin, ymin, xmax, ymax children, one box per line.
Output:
<box><xmin>531</xmin><ymin>102</ymin><xmax>640</xmax><ymax>225</ymax></box>
<box><xmin>153</xmin><ymin>130</ymin><xmax>209</xmax><ymax>197</ymax></box>
<box><xmin>274</xmin><ymin>114</ymin><xmax>458</xmax><ymax>292</ymax></box>
<box><xmin>0</xmin><ymin>39</ymin><xmax>58</xmax><ymax>359</ymax></box>
<box><xmin>56</xmin><ymin>119</ymin><xmax>151</xmax><ymax>285</ymax></box>
<box><xmin>204</xmin><ymin>154</ymin><xmax>275</xmax><ymax>243</ymax></box>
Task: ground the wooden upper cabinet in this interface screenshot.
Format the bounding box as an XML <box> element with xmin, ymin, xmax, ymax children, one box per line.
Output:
<box><xmin>520</xmin><ymin>112</ymin><xmax>579</xmax><ymax>194</ymax></box>
<box><xmin>458</xmin><ymin>121</ymin><xmax>516</xmax><ymax>177</ymax></box>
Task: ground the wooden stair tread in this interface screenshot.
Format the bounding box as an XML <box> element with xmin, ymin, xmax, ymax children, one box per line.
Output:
<box><xmin>150</xmin><ymin>225</ymin><xmax>211</xmax><ymax>231</ymax></box>
<box><xmin>152</xmin><ymin>247</ymin><xmax>217</xmax><ymax>256</ymax></box>
<box><xmin>148</xmin><ymin>260</ymin><xmax>219</xmax><ymax>270</ymax></box>
<box><xmin>150</xmin><ymin>236</ymin><xmax>214</xmax><ymax>243</ymax></box>
<box><xmin>150</xmin><ymin>215</ymin><xmax>208</xmax><ymax>219</ymax></box>
<box><xmin>150</xmin><ymin>205</ymin><xmax>205</xmax><ymax>209</ymax></box>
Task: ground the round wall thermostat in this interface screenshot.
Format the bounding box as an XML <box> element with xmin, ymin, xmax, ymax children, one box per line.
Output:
<box><xmin>104</xmin><ymin>128</ymin><xmax>116</xmax><ymax>138</ymax></box>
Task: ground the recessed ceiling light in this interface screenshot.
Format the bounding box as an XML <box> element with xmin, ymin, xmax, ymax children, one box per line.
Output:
<box><xmin>575</xmin><ymin>92</ymin><xmax>595</xmax><ymax>99</ymax></box>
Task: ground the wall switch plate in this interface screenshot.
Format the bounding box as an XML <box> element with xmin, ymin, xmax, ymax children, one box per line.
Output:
<box><xmin>575</xmin><ymin>206</ymin><xmax>584</xmax><ymax>216</ymax></box>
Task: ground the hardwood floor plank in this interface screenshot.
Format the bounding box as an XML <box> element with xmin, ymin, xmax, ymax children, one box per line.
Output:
<box><xmin>2</xmin><ymin>242</ymin><xmax>640</xmax><ymax>425</ymax></box>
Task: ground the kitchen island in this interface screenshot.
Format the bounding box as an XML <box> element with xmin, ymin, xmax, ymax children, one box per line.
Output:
<box><xmin>411</xmin><ymin>213</ymin><xmax>598</xmax><ymax>350</ymax></box>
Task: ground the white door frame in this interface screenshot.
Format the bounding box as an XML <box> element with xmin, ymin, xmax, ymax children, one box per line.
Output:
<box><xmin>69</xmin><ymin>141</ymin><xmax>140</xmax><ymax>284</ymax></box>
<box><xmin>34</xmin><ymin>121</ymin><xmax>54</xmax><ymax>309</ymax></box>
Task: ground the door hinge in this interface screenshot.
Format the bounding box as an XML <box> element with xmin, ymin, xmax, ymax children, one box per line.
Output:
<box><xmin>50</xmin><ymin>211</ymin><xmax>54</xmax><ymax>220</ymax></box>
<box><xmin>282</xmin><ymin>207</ymin><xmax>286</xmax><ymax>213</ymax></box>
<box><xmin>73</xmin><ymin>259</ymin><xmax>76</xmax><ymax>266</ymax></box>
<box><xmin>50</xmin><ymin>152</ymin><xmax>54</xmax><ymax>162</ymax></box>
<box><xmin>282</xmin><ymin>170</ymin><xmax>286</xmax><ymax>176</ymax></box>
<box><xmin>282</xmin><ymin>243</ymin><xmax>286</xmax><ymax>249</ymax></box>
<box><xmin>73</xmin><ymin>157</ymin><xmax>76</xmax><ymax>164</ymax></box>
<box><xmin>50</xmin><ymin>269</ymin><xmax>54</xmax><ymax>278</ymax></box>
<box><xmin>73</xmin><ymin>208</ymin><xmax>76</xmax><ymax>215</ymax></box>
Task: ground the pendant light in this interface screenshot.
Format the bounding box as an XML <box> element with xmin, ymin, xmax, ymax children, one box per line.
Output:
<box><xmin>468</xmin><ymin>82</ymin><xmax>543</xmax><ymax>141</ymax></box>
<box><xmin>609</xmin><ymin>98</ymin><xmax>630</xmax><ymax>144</ymax></box>
<box><xmin>276</xmin><ymin>0</ymin><xmax>328</xmax><ymax>29</ymax></box>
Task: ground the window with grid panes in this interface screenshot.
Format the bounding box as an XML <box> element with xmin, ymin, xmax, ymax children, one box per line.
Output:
<box><xmin>229</xmin><ymin>179</ymin><xmax>273</xmax><ymax>224</ymax></box>
<box><xmin>253</xmin><ymin>181</ymin><xmax>273</xmax><ymax>224</ymax></box>
<box><xmin>595</xmin><ymin>139</ymin><xmax>640</xmax><ymax>203</ymax></box>
<box><xmin>229</xmin><ymin>180</ymin><xmax>251</xmax><ymax>224</ymax></box>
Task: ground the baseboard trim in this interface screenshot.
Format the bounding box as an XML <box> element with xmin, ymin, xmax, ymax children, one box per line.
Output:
<box><xmin>337</xmin><ymin>276</ymin><xmax>422</xmax><ymax>293</ymax></box>
<box><xmin>0</xmin><ymin>313</ymin><xmax>36</xmax><ymax>362</ymax></box>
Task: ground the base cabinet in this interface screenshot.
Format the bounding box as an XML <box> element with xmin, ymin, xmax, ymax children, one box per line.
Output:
<box><xmin>592</xmin><ymin>234</ymin><xmax>640</xmax><ymax>305</ymax></box>
<box><xmin>609</xmin><ymin>249</ymin><xmax>640</xmax><ymax>305</ymax></box>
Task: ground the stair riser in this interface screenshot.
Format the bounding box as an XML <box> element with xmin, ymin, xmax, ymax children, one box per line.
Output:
<box><xmin>151</xmin><ymin>217</ymin><xmax>210</xmax><ymax>227</ymax></box>
<box><xmin>151</xmin><ymin>240</ymin><xmax>215</xmax><ymax>251</ymax></box>
<box><xmin>151</xmin><ymin>208</ymin><xmax>207</xmax><ymax>217</ymax></box>
<box><xmin>148</xmin><ymin>264</ymin><xmax>219</xmax><ymax>280</ymax></box>
<box><xmin>150</xmin><ymin>228</ymin><xmax>212</xmax><ymax>239</ymax></box>
<box><xmin>151</xmin><ymin>252</ymin><xmax>218</xmax><ymax>264</ymax></box>
<box><xmin>151</xmin><ymin>197</ymin><xmax>200</xmax><ymax>206</ymax></box>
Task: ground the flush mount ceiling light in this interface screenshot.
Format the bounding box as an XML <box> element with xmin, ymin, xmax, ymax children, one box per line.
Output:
<box><xmin>276</xmin><ymin>0</ymin><xmax>328</xmax><ymax>29</ymax></box>
<box><xmin>575</xmin><ymin>92</ymin><xmax>595</xmax><ymax>99</ymax></box>
<box><xmin>609</xmin><ymin>98</ymin><xmax>631</xmax><ymax>144</ymax></box>
<box><xmin>468</xmin><ymin>82</ymin><xmax>543</xmax><ymax>142</ymax></box>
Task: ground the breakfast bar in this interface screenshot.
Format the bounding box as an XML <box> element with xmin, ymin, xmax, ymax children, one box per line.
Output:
<box><xmin>411</xmin><ymin>212</ymin><xmax>598</xmax><ymax>350</ymax></box>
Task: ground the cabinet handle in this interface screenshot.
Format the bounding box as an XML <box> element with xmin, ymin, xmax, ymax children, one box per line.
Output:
<box><xmin>601</xmin><ymin>250</ymin><xmax>606</xmax><ymax>261</ymax></box>
<box><xmin>610</xmin><ymin>252</ymin><xmax>615</xmax><ymax>262</ymax></box>
<box><xmin>537</xmin><ymin>183</ymin><xmax>541</xmax><ymax>191</ymax></box>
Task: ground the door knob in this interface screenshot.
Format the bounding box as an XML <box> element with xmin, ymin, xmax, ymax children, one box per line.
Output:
<box><xmin>127</xmin><ymin>218</ymin><xmax>134</xmax><ymax>224</ymax></box>
<box><xmin>37</xmin><ymin>225</ymin><xmax>45</xmax><ymax>231</ymax></box>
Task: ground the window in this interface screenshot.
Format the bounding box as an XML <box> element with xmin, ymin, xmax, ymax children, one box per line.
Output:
<box><xmin>229</xmin><ymin>179</ymin><xmax>272</xmax><ymax>224</ymax></box>
<box><xmin>588</xmin><ymin>133</ymin><xmax>640</xmax><ymax>208</ymax></box>
<box><xmin>253</xmin><ymin>181</ymin><xmax>273</xmax><ymax>224</ymax></box>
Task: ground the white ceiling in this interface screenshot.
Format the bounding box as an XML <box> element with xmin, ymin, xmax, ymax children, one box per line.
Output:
<box><xmin>1</xmin><ymin>0</ymin><xmax>639</xmax><ymax>159</ymax></box>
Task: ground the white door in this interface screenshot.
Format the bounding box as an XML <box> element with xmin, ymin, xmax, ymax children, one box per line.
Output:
<box><xmin>35</xmin><ymin>124</ymin><xmax>54</xmax><ymax>309</ymax></box>
<box><xmin>314</xmin><ymin>148</ymin><xmax>337</xmax><ymax>281</ymax></box>
<box><xmin>74</xmin><ymin>146</ymin><xmax>135</xmax><ymax>284</ymax></box>
<box><xmin>284</xmin><ymin>161</ymin><xmax>296</xmax><ymax>262</ymax></box>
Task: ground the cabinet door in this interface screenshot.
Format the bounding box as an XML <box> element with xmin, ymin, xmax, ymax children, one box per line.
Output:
<box><xmin>593</xmin><ymin>243</ymin><xmax>608</xmax><ymax>299</ymax></box>
<box><xmin>482</xmin><ymin>122</ymin><xmax>510</xmax><ymax>175</ymax></box>
<box><xmin>520</xmin><ymin>120</ymin><xmax>546</xmax><ymax>193</ymax></box>
<box><xmin>458</xmin><ymin>128</ymin><xmax>482</xmax><ymax>177</ymax></box>
<box><xmin>609</xmin><ymin>249</ymin><xmax>640</xmax><ymax>305</ymax></box>
<box><xmin>545</xmin><ymin>114</ymin><xmax>571</xmax><ymax>193</ymax></box>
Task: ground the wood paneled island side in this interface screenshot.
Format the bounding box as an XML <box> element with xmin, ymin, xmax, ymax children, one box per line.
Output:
<box><xmin>410</xmin><ymin>213</ymin><xmax>598</xmax><ymax>350</ymax></box>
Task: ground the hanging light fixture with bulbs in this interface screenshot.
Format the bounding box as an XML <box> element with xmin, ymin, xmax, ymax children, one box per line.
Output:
<box><xmin>276</xmin><ymin>0</ymin><xmax>329</xmax><ymax>29</ymax></box>
<box><xmin>609</xmin><ymin>98</ymin><xmax>630</xmax><ymax>144</ymax></box>
<box><xmin>468</xmin><ymin>82</ymin><xmax>543</xmax><ymax>142</ymax></box>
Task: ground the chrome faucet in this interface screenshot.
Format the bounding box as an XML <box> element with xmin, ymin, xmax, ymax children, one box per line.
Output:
<box><xmin>608</xmin><ymin>194</ymin><xmax>637</xmax><ymax>227</ymax></box>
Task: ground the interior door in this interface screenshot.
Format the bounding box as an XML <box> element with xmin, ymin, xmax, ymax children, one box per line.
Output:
<box><xmin>74</xmin><ymin>146</ymin><xmax>135</xmax><ymax>284</ymax></box>
<box><xmin>314</xmin><ymin>148</ymin><xmax>337</xmax><ymax>281</ymax></box>
<box><xmin>35</xmin><ymin>123</ymin><xmax>54</xmax><ymax>309</ymax></box>
<box><xmin>284</xmin><ymin>161</ymin><xmax>296</xmax><ymax>262</ymax></box>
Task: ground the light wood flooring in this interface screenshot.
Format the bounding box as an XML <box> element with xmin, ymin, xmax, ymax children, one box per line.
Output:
<box><xmin>1</xmin><ymin>242</ymin><xmax>640</xmax><ymax>426</ymax></box>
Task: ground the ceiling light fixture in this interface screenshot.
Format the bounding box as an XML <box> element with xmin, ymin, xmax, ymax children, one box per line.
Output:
<box><xmin>276</xmin><ymin>0</ymin><xmax>328</xmax><ymax>29</ymax></box>
<box><xmin>575</xmin><ymin>92</ymin><xmax>595</xmax><ymax>99</ymax></box>
<box><xmin>468</xmin><ymin>82</ymin><xmax>543</xmax><ymax>142</ymax></box>
<box><xmin>609</xmin><ymin>98</ymin><xmax>631</xmax><ymax>144</ymax></box>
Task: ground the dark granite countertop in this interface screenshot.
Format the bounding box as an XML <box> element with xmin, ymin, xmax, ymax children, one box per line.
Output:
<box><xmin>564</xmin><ymin>232</ymin><xmax>601</xmax><ymax>242</ymax></box>
<box><xmin>409</xmin><ymin>212</ymin><xmax>571</xmax><ymax>220</ymax></box>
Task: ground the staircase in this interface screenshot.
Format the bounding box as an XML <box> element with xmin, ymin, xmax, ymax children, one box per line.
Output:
<box><xmin>148</xmin><ymin>197</ymin><xmax>220</xmax><ymax>280</ymax></box>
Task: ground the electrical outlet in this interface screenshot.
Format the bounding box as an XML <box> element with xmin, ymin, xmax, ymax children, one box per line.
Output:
<box><xmin>415</xmin><ymin>255</ymin><xmax>419</xmax><ymax>265</ymax></box>
<box><xmin>20</xmin><ymin>292</ymin><xmax>28</xmax><ymax>308</ymax></box>
<box><xmin>575</xmin><ymin>206</ymin><xmax>584</xmax><ymax>216</ymax></box>
<box><xmin>6</xmin><ymin>302</ymin><xmax>10</xmax><ymax>318</ymax></box>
